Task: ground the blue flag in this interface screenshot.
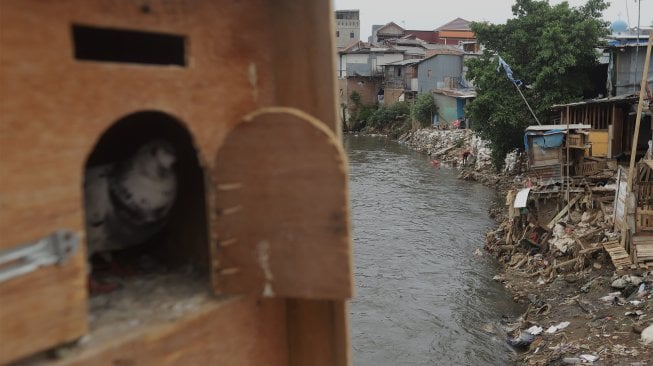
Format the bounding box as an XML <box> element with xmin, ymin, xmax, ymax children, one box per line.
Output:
<box><xmin>497</xmin><ymin>56</ymin><xmax>522</xmax><ymax>87</ymax></box>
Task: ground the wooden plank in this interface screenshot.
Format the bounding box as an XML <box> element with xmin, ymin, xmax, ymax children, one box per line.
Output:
<box><xmin>0</xmin><ymin>248</ymin><xmax>87</xmax><ymax>364</ymax></box>
<box><xmin>270</xmin><ymin>0</ymin><xmax>339</xmax><ymax>135</ymax></box>
<box><xmin>546</xmin><ymin>194</ymin><xmax>582</xmax><ymax>229</ymax></box>
<box><xmin>287</xmin><ymin>299</ymin><xmax>350</xmax><ymax>366</ymax></box>
<box><xmin>45</xmin><ymin>296</ymin><xmax>289</xmax><ymax>366</ymax></box>
<box><xmin>603</xmin><ymin>240</ymin><xmax>634</xmax><ymax>267</ymax></box>
<box><xmin>31</xmin><ymin>297</ymin><xmax>351</xmax><ymax>366</ymax></box>
<box><xmin>212</xmin><ymin>108</ymin><xmax>353</xmax><ymax>300</ymax></box>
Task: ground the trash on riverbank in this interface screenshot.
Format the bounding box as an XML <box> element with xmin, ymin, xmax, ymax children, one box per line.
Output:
<box><xmin>476</xmin><ymin>143</ymin><xmax>653</xmax><ymax>364</ymax></box>
<box><xmin>396</xmin><ymin>126</ymin><xmax>653</xmax><ymax>364</ymax></box>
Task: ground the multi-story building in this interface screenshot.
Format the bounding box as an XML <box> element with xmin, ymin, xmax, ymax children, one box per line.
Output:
<box><xmin>335</xmin><ymin>10</ymin><xmax>360</xmax><ymax>50</ymax></box>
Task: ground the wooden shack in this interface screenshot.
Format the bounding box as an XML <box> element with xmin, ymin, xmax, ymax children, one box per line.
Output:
<box><xmin>524</xmin><ymin>124</ymin><xmax>592</xmax><ymax>185</ymax></box>
<box><xmin>0</xmin><ymin>1</ymin><xmax>353</xmax><ymax>365</ymax></box>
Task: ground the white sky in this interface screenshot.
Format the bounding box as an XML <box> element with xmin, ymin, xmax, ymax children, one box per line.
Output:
<box><xmin>333</xmin><ymin>0</ymin><xmax>653</xmax><ymax>40</ymax></box>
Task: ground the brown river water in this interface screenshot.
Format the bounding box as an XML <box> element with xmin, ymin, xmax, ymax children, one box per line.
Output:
<box><xmin>345</xmin><ymin>135</ymin><xmax>523</xmax><ymax>365</ymax></box>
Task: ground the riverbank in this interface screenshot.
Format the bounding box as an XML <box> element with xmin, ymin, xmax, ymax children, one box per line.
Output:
<box><xmin>381</xmin><ymin>128</ymin><xmax>653</xmax><ymax>364</ymax></box>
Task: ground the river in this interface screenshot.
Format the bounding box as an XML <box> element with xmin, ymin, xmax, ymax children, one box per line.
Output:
<box><xmin>345</xmin><ymin>135</ymin><xmax>521</xmax><ymax>365</ymax></box>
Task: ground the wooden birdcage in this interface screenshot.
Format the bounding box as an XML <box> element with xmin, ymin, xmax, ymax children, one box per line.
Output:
<box><xmin>0</xmin><ymin>1</ymin><xmax>353</xmax><ymax>365</ymax></box>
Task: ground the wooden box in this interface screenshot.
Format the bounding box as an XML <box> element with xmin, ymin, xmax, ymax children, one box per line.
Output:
<box><xmin>0</xmin><ymin>1</ymin><xmax>352</xmax><ymax>364</ymax></box>
<box><xmin>567</xmin><ymin>133</ymin><xmax>585</xmax><ymax>147</ymax></box>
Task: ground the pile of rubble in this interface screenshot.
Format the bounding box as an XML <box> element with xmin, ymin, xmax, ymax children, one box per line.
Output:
<box><xmin>485</xmin><ymin>179</ymin><xmax>653</xmax><ymax>364</ymax></box>
<box><xmin>398</xmin><ymin>128</ymin><xmax>493</xmax><ymax>170</ymax></box>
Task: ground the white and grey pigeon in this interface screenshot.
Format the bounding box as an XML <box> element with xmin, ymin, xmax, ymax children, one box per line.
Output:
<box><xmin>84</xmin><ymin>139</ymin><xmax>177</xmax><ymax>286</ymax></box>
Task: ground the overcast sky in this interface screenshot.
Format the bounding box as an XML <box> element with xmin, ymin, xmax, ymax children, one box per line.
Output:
<box><xmin>334</xmin><ymin>0</ymin><xmax>653</xmax><ymax>40</ymax></box>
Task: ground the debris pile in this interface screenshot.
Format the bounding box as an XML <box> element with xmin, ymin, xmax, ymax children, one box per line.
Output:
<box><xmin>398</xmin><ymin>128</ymin><xmax>492</xmax><ymax>169</ymax></box>
<box><xmin>484</xmin><ymin>165</ymin><xmax>653</xmax><ymax>364</ymax></box>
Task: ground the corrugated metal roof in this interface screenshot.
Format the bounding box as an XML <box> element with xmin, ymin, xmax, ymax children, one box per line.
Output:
<box><xmin>394</xmin><ymin>46</ymin><xmax>425</xmax><ymax>56</ymax></box>
<box><xmin>385</xmin><ymin>59</ymin><xmax>421</xmax><ymax>66</ymax></box>
<box><xmin>404</xmin><ymin>30</ymin><xmax>438</xmax><ymax>43</ymax></box>
<box><xmin>551</xmin><ymin>94</ymin><xmax>638</xmax><ymax>109</ymax></box>
<box><xmin>525</xmin><ymin>124</ymin><xmax>591</xmax><ymax>131</ymax></box>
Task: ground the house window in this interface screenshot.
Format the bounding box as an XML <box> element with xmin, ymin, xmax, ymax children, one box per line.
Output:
<box><xmin>350</xmin><ymin>32</ymin><xmax>354</xmax><ymax>38</ymax></box>
<box><xmin>397</xmin><ymin>68</ymin><xmax>402</xmax><ymax>76</ymax></box>
<box><xmin>428</xmin><ymin>69</ymin><xmax>432</xmax><ymax>78</ymax></box>
<box><xmin>336</xmin><ymin>31</ymin><xmax>340</xmax><ymax>37</ymax></box>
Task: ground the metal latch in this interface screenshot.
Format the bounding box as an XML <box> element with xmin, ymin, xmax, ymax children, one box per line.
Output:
<box><xmin>0</xmin><ymin>230</ymin><xmax>79</xmax><ymax>283</ymax></box>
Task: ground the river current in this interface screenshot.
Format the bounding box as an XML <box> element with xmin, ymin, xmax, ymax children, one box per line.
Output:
<box><xmin>345</xmin><ymin>135</ymin><xmax>521</xmax><ymax>365</ymax></box>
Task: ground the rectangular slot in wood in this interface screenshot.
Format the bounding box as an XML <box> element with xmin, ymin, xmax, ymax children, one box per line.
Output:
<box><xmin>72</xmin><ymin>25</ymin><xmax>186</xmax><ymax>66</ymax></box>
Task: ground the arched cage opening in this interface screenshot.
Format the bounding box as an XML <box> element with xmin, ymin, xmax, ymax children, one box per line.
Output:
<box><xmin>82</xmin><ymin>111</ymin><xmax>211</xmax><ymax>336</ymax></box>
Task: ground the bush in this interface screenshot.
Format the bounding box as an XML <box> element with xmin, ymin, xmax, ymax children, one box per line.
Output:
<box><xmin>390</xmin><ymin>101</ymin><xmax>411</xmax><ymax>120</ymax></box>
<box><xmin>368</xmin><ymin>101</ymin><xmax>411</xmax><ymax>130</ymax></box>
<box><xmin>412</xmin><ymin>94</ymin><xmax>438</xmax><ymax>128</ymax></box>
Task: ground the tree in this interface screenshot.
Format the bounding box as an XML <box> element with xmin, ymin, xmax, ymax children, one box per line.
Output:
<box><xmin>466</xmin><ymin>0</ymin><xmax>609</xmax><ymax>169</ymax></box>
<box><xmin>412</xmin><ymin>93</ymin><xmax>438</xmax><ymax>128</ymax></box>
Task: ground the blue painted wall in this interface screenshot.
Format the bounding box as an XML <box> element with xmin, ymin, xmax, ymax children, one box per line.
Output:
<box><xmin>416</xmin><ymin>54</ymin><xmax>463</xmax><ymax>93</ymax></box>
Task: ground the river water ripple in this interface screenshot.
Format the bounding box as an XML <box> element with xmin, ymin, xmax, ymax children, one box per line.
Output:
<box><xmin>346</xmin><ymin>135</ymin><xmax>521</xmax><ymax>365</ymax></box>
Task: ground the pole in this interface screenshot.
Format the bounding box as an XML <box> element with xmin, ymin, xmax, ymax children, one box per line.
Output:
<box><xmin>566</xmin><ymin>122</ymin><xmax>570</xmax><ymax>202</ymax></box>
<box><xmin>620</xmin><ymin>32</ymin><xmax>652</xmax><ymax>254</ymax></box>
<box><xmin>513</xmin><ymin>82</ymin><xmax>542</xmax><ymax>125</ymax></box>
<box><xmin>626</xmin><ymin>33</ymin><xmax>652</xmax><ymax>193</ymax></box>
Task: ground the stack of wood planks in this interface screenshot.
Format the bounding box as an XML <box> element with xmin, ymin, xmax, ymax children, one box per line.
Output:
<box><xmin>603</xmin><ymin>240</ymin><xmax>633</xmax><ymax>268</ymax></box>
<box><xmin>632</xmin><ymin>235</ymin><xmax>653</xmax><ymax>267</ymax></box>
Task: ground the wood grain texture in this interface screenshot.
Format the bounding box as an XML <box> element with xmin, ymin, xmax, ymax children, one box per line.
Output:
<box><xmin>287</xmin><ymin>299</ymin><xmax>351</xmax><ymax>366</ymax></box>
<box><xmin>1</xmin><ymin>1</ymin><xmax>351</xmax><ymax>362</ymax></box>
<box><xmin>270</xmin><ymin>0</ymin><xmax>340</xmax><ymax>136</ymax></box>
<box><xmin>49</xmin><ymin>296</ymin><xmax>289</xmax><ymax>366</ymax></box>
<box><xmin>0</xmin><ymin>247</ymin><xmax>87</xmax><ymax>364</ymax></box>
<box><xmin>0</xmin><ymin>0</ymin><xmax>276</xmax><ymax>249</ymax></box>
<box><xmin>212</xmin><ymin>108</ymin><xmax>353</xmax><ymax>300</ymax></box>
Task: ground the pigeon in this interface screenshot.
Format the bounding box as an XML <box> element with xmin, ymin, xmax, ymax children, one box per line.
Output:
<box><xmin>84</xmin><ymin>139</ymin><xmax>177</xmax><ymax>292</ymax></box>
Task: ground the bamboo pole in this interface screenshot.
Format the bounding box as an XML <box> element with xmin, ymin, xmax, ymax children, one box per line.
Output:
<box><xmin>514</xmin><ymin>82</ymin><xmax>542</xmax><ymax>125</ymax></box>
<box><xmin>620</xmin><ymin>33</ymin><xmax>652</xmax><ymax>256</ymax></box>
<box><xmin>626</xmin><ymin>34</ymin><xmax>653</xmax><ymax>193</ymax></box>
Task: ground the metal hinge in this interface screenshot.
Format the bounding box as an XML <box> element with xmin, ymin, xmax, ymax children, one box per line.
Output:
<box><xmin>0</xmin><ymin>230</ymin><xmax>79</xmax><ymax>283</ymax></box>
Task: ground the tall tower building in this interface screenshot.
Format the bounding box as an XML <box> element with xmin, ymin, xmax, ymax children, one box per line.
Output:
<box><xmin>335</xmin><ymin>10</ymin><xmax>360</xmax><ymax>50</ymax></box>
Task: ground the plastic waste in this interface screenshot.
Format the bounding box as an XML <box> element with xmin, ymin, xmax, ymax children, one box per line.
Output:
<box><xmin>507</xmin><ymin>331</ymin><xmax>535</xmax><ymax>348</ymax></box>
<box><xmin>545</xmin><ymin>321</ymin><xmax>570</xmax><ymax>334</ymax></box>
<box><xmin>580</xmin><ymin>354</ymin><xmax>599</xmax><ymax>362</ymax></box>
<box><xmin>642</xmin><ymin>324</ymin><xmax>653</xmax><ymax>345</ymax></box>
<box><xmin>526</xmin><ymin>325</ymin><xmax>543</xmax><ymax>335</ymax></box>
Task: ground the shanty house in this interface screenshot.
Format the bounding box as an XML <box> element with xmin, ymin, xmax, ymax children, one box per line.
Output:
<box><xmin>382</xmin><ymin>59</ymin><xmax>419</xmax><ymax>104</ymax></box>
<box><xmin>415</xmin><ymin>53</ymin><xmax>463</xmax><ymax>94</ymax></box>
<box><xmin>431</xmin><ymin>88</ymin><xmax>476</xmax><ymax>126</ymax></box>
<box><xmin>551</xmin><ymin>31</ymin><xmax>652</xmax><ymax>161</ymax></box>
<box><xmin>524</xmin><ymin>124</ymin><xmax>592</xmax><ymax>184</ymax></box>
<box><xmin>372</xmin><ymin>21</ymin><xmax>405</xmax><ymax>43</ymax></box>
<box><xmin>338</xmin><ymin>41</ymin><xmax>404</xmax><ymax>109</ymax></box>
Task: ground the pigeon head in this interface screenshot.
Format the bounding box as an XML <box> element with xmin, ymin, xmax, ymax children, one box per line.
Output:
<box><xmin>134</xmin><ymin>139</ymin><xmax>177</xmax><ymax>177</ymax></box>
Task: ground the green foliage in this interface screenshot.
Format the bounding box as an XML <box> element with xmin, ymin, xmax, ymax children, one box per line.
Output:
<box><xmin>349</xmin><ymin>91</ymin><xmax>362</xmax><ymax>106</ymax></box>
<box><xmin>369</xmin><ymin>101</ymin><xmax>411</xmax><ymax>129</ymax></box>
<box><xmin>357</xmin><ymin>105</ymin><xmax>376</xmax><ymax>125</ymax></box>
<box><xmin>411</xmin><ymin>93</ymin><xmax>438</xmax><ymax>128</ymax></box>
<box><xmin>454</xmin><ymin>136</ymin><xmax>465</xmax><ymax>148</ymax></box>
<box><xmin>466</xmin><ymin>0</ymin><xmax>609</xmax><ymax>169</ymax></box>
